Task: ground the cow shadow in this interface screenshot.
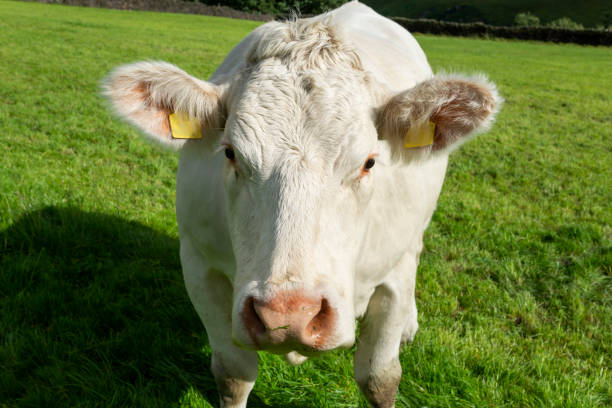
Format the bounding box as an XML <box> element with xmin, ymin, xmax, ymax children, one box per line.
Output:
<box><xmin>0</xmin><ymin>206</ymin><xmax>274</xmax><ymax>407</ymax></box>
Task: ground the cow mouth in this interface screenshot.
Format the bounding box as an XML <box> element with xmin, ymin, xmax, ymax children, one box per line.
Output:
<box><xmin>232</xmin><ymin>336</ymin><xmax>341</xmax><ymax>356</ymax></box>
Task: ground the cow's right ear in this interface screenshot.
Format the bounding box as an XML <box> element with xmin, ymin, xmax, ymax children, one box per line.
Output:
<box><xmin>102</xmin><ymin>61</ymin><xmax>225</xmax><ymax>150</ymax></box>
<box><xmin>377</xmin><ymin>74</ymin><xmax>501</xmax><ymax>161</ymax></box>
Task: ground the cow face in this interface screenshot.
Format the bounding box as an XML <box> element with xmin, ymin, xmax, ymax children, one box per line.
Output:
<box><xmin>103</xmin><ymin>56</ymin><xmax>499</xmax><ymax>356</ymax></box>
<box><xmin>221</xmin><ymin>59</ymin><xmax>377</xmax><ymax>354</ymax></box>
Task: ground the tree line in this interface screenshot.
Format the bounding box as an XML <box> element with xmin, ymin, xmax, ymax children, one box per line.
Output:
<box><xmin>186</xmin><ymin>0</ymin><xmax>347</xmax><ymax>15</ymax></box>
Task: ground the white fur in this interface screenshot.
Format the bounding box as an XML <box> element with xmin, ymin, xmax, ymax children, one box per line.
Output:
<box><xmin>104</xmin><ymin>1</ymin><xmax>501</xmax><ymax>407</ymax></box>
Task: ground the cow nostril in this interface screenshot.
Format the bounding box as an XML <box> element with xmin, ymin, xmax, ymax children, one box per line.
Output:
<box><xmin>242</xmin><ymin>294</ymin><xmax>336</xmax><ymax>349</ymax></box>
<box><xmin>242</xmin><ymin>297</ymin><xmax>266</xmax><ymax>336</ymax></box>
<box><xmin>306</xmin><ymin>298</ymin><xmax>333</xmax><ymax>340</ymax></box>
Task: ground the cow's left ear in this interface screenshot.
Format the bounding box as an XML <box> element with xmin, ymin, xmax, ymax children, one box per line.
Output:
<box><xmin>377</xmin><ymin>74</ymin><xmax>502</xmax><ymax>159</ymax></box>
<box><xmin>102</xmin><ymin>61</ymin><xmax>225</xmax><ymax>150</ymax></box>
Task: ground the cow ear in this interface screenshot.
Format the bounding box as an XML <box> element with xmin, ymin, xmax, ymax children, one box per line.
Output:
<box><xmin>377</xmin><ymin>74</ymin><xmax>501</xmax><ymax>160</ymax></box>
<box><xmin>102</xmin><ymin>61</ymin><xmax>225</xmax><ymax>150</ymax></box>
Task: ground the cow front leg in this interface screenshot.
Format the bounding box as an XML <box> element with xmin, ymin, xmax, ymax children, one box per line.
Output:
<box><xmin>181</xmin><ymin>240</ymin><xmax>258</xmax><ymax>408</ymax></box>
<box><xmin>354</xmin><ymin>254</ymin><xmax>417</xmax><ymax>408</ymax></box>
<box><xmin>211</xmin><ymin>348</ymin><xmax>258</xmax><ymax>408</ymax></box>
<box><xmin>401</xmin><ymin>268</ymin><xmax>419</xmax><ymax>347</ymax></box>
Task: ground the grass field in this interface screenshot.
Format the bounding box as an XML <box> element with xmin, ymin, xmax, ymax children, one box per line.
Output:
<box><xmin>1</xmin><ymin>1</ymin><xmax>611</xmax><ymax>407</ymax></box>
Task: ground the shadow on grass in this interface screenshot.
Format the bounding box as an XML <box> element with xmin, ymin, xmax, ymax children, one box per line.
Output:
<box><xmin>0</xmin><ymin>206</ymin><xmax>272</xmax><ymax>407</ymax></box>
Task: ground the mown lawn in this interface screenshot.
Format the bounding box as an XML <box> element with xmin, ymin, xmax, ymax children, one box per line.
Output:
<box><xmin>0</xmin><ymin>1</ymin><xmax>610</xmax><ymax>407</ymax></box>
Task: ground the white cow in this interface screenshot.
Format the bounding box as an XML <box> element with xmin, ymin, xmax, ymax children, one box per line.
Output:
<box><xmin>103</xmin><ymin>1</ymin><xmax>501</xmax><ymax>406</ymax></box>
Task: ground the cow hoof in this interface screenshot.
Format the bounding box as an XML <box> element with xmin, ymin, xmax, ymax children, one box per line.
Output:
<box><xmin>285</xmin><ymin>351</ymin><xmax>308</xmax><ymax>365</ymax></box>
<box><xmin>357</xmin><ymin>363</ymin><xmax>401</xmax><ymax>408</ymax></box>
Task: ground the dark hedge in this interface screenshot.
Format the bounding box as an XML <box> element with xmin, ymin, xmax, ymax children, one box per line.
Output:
<box><xmin>392</xmin><ymin>18</ymin><xmax>612</xmax><ymax>46</ymax></box>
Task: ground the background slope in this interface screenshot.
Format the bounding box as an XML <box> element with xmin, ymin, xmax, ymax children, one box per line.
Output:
<box><xmin>363</xmin><ymin>0</ymin><xmax>612</xmax><ymax>28</ymax></box>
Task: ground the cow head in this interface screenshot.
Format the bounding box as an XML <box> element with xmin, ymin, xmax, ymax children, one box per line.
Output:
<box><xmin>103</xmin><ymin>20</ymin><xmax>500</xmax><ymax>357</ymax></box>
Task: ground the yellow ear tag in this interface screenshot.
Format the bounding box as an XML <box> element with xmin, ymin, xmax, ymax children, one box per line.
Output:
<box><xmin>404</xmin><ymin>121</ymin><xmax>435</xmax><ymax>148</ymax></box>
<box><xmin>169</xmin><ymin>112</ymin><xmax>202</xmax><ymax>139</ymax></box>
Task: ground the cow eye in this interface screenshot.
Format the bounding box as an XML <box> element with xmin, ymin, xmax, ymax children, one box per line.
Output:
<box><xmin>224</xmin><ymin>147</ymin><xmax>235</xmax><ymax>161</ymax></box>
<box><xmin>364</xmin><ymin>157</ymin><xmax>375</xmax><ymax>170</ymax></box>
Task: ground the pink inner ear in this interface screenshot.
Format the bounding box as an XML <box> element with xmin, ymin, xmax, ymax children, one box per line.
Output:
<box><xmin>430</xmin><ymin>80</ymin><xmax>496</xmax><ymax>151</ymax></box>
<box><xmin>130</xmin><ymin>82</ymin><xmax>172</xmax><ymax>138</ymax></box>
<box><xmin>155</xmin><ymin>110</ymin><xmax>171</xmax><ymax>135</ymax></box>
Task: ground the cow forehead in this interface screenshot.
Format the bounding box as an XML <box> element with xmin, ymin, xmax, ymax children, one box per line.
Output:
<box><xmin>224</xmin><ymin>60</ymin><xmax>376</xmax><ymax>174</ymax></box>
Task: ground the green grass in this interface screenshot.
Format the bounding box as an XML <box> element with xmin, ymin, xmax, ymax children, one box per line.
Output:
<box><xmin>1</xmin><ymin>1</ymin><xmax>610</xmax><ymax>407</ymax></box>
<box><xmin>363</xmin><ymin>0</ymin><xmax>612</xmax><ymax>28</ymax></box>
